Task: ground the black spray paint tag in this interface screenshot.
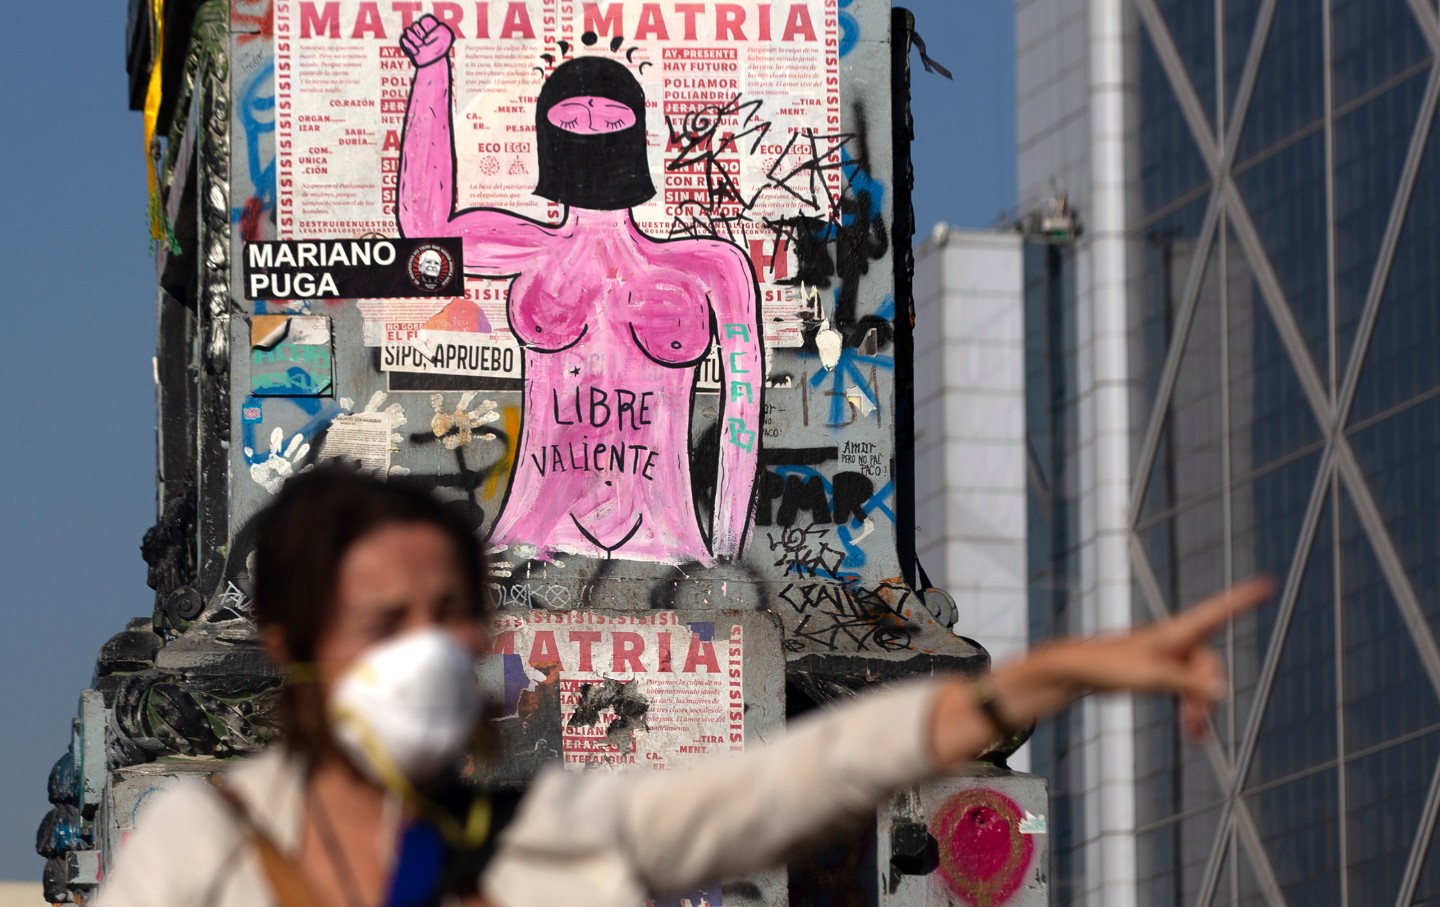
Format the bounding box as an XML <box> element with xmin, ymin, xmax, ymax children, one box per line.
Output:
<box><xmin>242</xmin><ymin>237</ymin><xmax>464</xmax><ymax>299</ymax></box>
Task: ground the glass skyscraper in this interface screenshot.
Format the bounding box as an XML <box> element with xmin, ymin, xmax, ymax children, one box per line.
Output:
<box><xmin>1019</xmin><ymin>0</ymin><xmax>1440</xmax><ymax>904</ymax></box>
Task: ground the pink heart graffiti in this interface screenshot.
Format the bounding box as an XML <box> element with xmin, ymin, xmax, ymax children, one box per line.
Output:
<box><xmin>931</xmin><ymin>788</ymin><xmax>1034</xmax><ymax>907</ymax></box>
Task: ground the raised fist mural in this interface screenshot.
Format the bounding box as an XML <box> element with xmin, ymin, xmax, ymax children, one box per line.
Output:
<box><xmin>397</xmin><ymin>15</ymin><xmax>763</xmax><ymax>564</ymax></box>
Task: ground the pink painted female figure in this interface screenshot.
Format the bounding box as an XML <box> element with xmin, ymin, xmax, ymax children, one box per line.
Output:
<box><xmin>398</xmin><ymin>15</ymin><xmax>761</xmax><ymax>565</ymax></box>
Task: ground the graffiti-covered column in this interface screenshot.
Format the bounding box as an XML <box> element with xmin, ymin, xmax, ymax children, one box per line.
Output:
<box><xmin>223</xmin><ymin>2</ymin><xmax>1035</xmax><ymax>902</ymax></box>
<box><xmin>40</xmin><ymin>2</ymin><xmax>1047</xmax><ymax>904</ymax></box>
<box><xmin>36</xmin><ymin>3</ymin><xmax>286</xmax><ymax>902</ymax></box>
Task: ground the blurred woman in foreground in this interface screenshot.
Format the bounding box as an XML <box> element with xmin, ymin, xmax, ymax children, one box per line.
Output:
<box><xmin>97</xmin><ymin>467</ymin><xmax>1272</xmax><ymax>907</ymax></box>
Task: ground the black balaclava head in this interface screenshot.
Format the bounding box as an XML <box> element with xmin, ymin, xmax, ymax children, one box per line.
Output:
<box><xmin>534</xmin><ymin>57</ymin><xmax>655</xmax><ymax>210</ymax></box>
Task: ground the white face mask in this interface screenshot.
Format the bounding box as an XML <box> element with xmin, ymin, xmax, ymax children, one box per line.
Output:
<box><xmin>327</xmin><ymin>627</ymin><xmax>481</xmax><ymax>786</ymax></box>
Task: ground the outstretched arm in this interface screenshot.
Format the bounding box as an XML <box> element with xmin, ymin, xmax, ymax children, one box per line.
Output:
<box><xmin>707</xmin><ymin>243</ymin><xmax>763</xmax><ymax>560</ymax></box>
<box><xmin>398</xmin><ymin>16</ymin><xmax>549</xmax><ymax>274</ymax></box>
<box><xmin>487</xmin><ymin>578</ymin><xmax>1273</xmax><ymax>902</ymax></box>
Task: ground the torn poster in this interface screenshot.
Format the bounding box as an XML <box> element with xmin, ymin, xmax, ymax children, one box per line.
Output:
<box><xmin>250</xmin><ymin>315</ymin><xmax>333</xmax><ymax>396</ymax></box>
<box><xmin>490</xmin><ymin>611</ymin><xmax>744</xmax><ymax>772</ymax></box>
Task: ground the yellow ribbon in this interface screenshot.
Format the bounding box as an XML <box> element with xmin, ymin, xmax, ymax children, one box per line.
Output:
<box><xmin>330</xmin><ymin>704</ymin><xmax>493</xmax><ymax>850</ymax></box>
<box><xmin>143</xmin><ymin>0</ymin><xmax>178</xmax><ymax>253</ymax></box>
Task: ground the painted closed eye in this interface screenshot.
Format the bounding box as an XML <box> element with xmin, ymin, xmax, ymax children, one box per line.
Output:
<box><xmin>549</xmin><ymin>96</ymin><xmax>636</xmax><ymax>134</ymax></box>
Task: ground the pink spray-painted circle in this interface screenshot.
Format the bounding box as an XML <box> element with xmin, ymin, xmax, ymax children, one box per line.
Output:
<box><xmin>931</xmin><ymin>788</ymin><xmax>1034</xmax><ymax>907</ymax></box>
<box><xmin>546</xmin><ymin>96</ymin><xmax>638</xmax><ymax>134</ymax></box>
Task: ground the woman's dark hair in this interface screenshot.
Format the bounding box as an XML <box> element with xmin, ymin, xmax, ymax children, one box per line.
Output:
<box><xmin>250</xmin><ymin>464</ymin><xmax>489</xmax><ymax>755</ymax></box>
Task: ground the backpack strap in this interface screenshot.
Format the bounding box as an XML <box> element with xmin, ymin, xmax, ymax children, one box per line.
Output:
<box><xmin>212</xmin><ymin>780</ymin><xmax>526</xmax><ymax>907</ymax></box>
<box><xmin>212</xmin><ymin>784</ymin><xmax>341</xmax><ymax>907</ymax></box>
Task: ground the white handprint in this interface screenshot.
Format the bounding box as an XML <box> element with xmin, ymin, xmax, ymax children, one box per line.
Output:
<box><xmin>245</xmin><ymin>427</ymin><xmax>312</xmax><ymax>493</ymax></box>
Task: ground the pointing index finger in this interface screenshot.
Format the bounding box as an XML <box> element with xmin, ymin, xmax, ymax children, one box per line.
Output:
<box><xmin>1160</xmin><ymin>577</ymin><xmax>1276</xmax><ymax>647</ymax></box>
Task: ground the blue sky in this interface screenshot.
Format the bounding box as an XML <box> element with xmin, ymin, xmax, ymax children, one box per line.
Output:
<box><xmin>0</xmin><ymin>0</ymin><xmax>1013</xmax><ymax>880</ymax></box>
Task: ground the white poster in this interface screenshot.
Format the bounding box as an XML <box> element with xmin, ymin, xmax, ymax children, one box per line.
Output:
<box><xmin>317</xmin><ymin>411</ymin><xmax>393</xmax><ymax>471</ymax></box>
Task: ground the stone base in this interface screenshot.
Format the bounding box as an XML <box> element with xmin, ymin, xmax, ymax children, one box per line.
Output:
<box><xmin>97</xmin><ymin>757</ymin><xmax>228</xmax><ymax>878</ymax></box>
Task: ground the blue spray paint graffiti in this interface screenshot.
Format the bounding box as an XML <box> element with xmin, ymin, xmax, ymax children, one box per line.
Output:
<box><xmin>835</xmin><ymin>479</ymin><xmax>895</xmax><ymax>569</ymax></box>
<box><xmin>239</xmin><ymin>394</ymin><xmax>340</xmax><ymax>467</ymax></box>
<box><xmin>838</xmin><ymin>0</ymin><xmax>859</xmax><ymax>58</ymax></box>
<box><xmin>234</xmin><ymin>60</ymin><xmax>276</xmax><ymax>231</ymax></box>
<box><xmin>805</xmin><ymin>293</ymin><xmax>895</xmax><ymax>426</ymax></box>
<box><xmin>840</xmin><ymin>146</ymin><xmax>885</xmax><ymax>221</ymax></box>
<box><xmin>770</xmin><ymin>466</ymin><xmax>895</xmax><ymax>575</ymax></box>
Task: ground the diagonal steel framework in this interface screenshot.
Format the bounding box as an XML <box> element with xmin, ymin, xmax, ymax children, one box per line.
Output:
<box><xmin>1133</xmin><ymin>0</ymin><xmax>1221</xmax><ymax>171</ymax></box>
<box><xmin>1393</xmin><ymin>740</ymin><xmax>1440</xmax><ymax>906</ymax></box>
<box><xmin>1125</xmin><ymin>1</ymin><xmax>1440</xmax><ymax>905</ymax></box>
<box><xmin>1132</xmin><ymin>535</ymin><xmax>1289</xmax><ymax>907</ymax></box>
<box><xmin>1333</xmin><ymin>64</ymin><xmax>1440</xmax><ymax>428</ymax></box>
<box><xmin>1126</xmin><ymin>0</ymin><xmax>1282</xmax><ymax>527</ymax></box>
<box><xmin>1406</xmin><ymin>0</ymin><xmax>1440</xmax><ymax>56</ymax></box>
<box><xmin>1126</xmin><ymin>196</ymin><xmax>1224</xmax><ymax>526</ymax></box>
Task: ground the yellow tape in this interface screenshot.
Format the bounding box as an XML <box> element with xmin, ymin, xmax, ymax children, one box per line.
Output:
<box><xmin>330</xmin><ymin>705</ymin><xmax>492</xmax><ymax>849</ymax></box>
<box><xmin>143</xmin><ymin>0</ymin><xmax>177</xmax><ymax>253</ymax></box>
<box><xmin>284</xmin><ymin>663</ymin><xmax>326</xmax><ymax>684</ymax></box>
